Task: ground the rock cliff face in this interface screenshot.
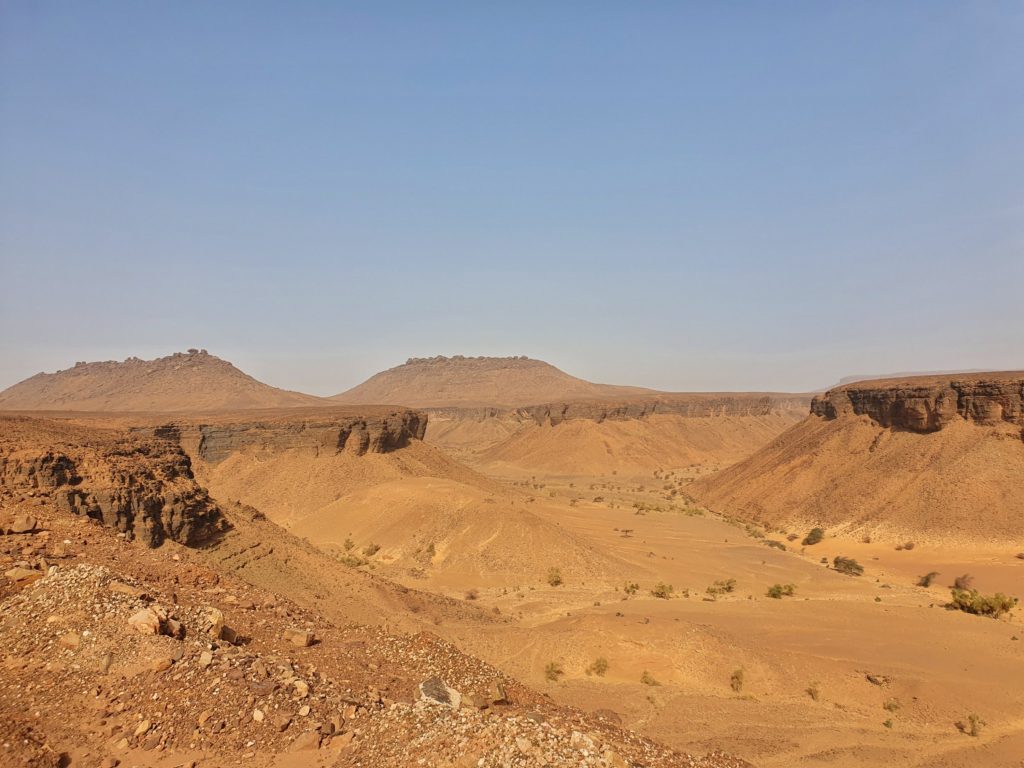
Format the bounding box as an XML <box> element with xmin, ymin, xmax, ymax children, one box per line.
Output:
<box><xmin>134</xmin><ymin>408</ymin><xmax>428</xmax><ymax>464</ymax></box>
<box><xmin>0</xmin><ymin>416</ymin><xmax>226</xmax><ymax>547</ymax></box>
<box><xmin>428</xmin><ymin>393</ymin><xmax>810</xmax><ymax>428</ymax></box>
<box><xmin>811</xmin><ymin>373</ymin><xmax>1024</xmax><ymax>433</ymax></box>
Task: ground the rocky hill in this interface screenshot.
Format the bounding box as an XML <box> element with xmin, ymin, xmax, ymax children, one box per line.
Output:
<box><xmin>0</xmin><ymin>350</ymin><xmax>326</xmax><ymax>412</ymax></box>
<box><xmin>332</xmin><ymin>356</ymin><xmax>652</xmax><ymax>408</ymax></box>
<box><xmin>693</xmin><ymin>372</ymin><xmax>1024</xmax><ymax>543</ymax></box>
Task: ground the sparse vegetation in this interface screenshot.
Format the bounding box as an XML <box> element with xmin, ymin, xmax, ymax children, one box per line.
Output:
<box><xmin>623</xmin><ymin>581</ymin><xmax>639</xmax><ymax>595</ymax></box>
<box><xmin>362</xmin><ymin>542</ymin><xmax>381</xmax><ymax>556</ymax></box>
<box><xmin>766</xmin><ymin>583</ymin><xmax>796</xmax><ymax>599</ymax></box>
<box><xmin>706</xmin><ymin>578</ymin><xmax>736</xmax><ymax>597</ymax></box>
<box><xmin>882</xmin><ymin>719</ymin><xmax>893</xmax><ymax>729</ymax></box>
<box><xmin>651</xmin><ymin>582</ymin><xmax>674</xmax><ymax>599</ymax></box>
<box><xmin>833</xmin><ymin>556</ymin><xmax>864</xmax><ymax>576</ymax></box>
<box><xmin>806</xmin><ymin>682</ymin><xmax>820</xmax><ymax>701</ymax></box>
<box><xmin>802</xmin><ymin>527</ymin><xmax>825</xmax><ymax>546</ymax></box>
<box><xmin>953</xmin><ymin>574</ymin><xmax>974</xmax><ymax>590</ymax></box>
<box><xmin>917</xmin><ymin>571</ymin><xmax>940</xmax><ymax>587</ymax></box>
<box><xmin>544</xmin><ymin>662</ymin><xmax>564</xmax><ymax>682</ymax></box>
<box><xmin>640</xmin><ymin>670</ymin><xmax>660</xmax><ymax>686</ymax></box>
<box><xmin>729</xmin><ymin>668</ymin><xmax>744</xmax><ymax>693</ymax></box>
<box><xmin>343</xmin><ymin>537</ymin><xmax>355</xmax><ymax>551</ymax></box>
<box><xmin>957</xmin><ymin>713</ymin><xmax>985</xmax><ymax>737</ymax></box>
<box><xmin>948</xmin><ymin>588</ymin><xmax>1018</xmax><ymax>618</ymax></box>
<box><xmin>883</xmin><ymin>697</ymin><xmax>901</xmax><ymax>712</ymax></box>
<box><xmin>546</xmin><ymin>568</ymin><xmax>563</xmax><ymax>587</ymax></box>
<box><xmin>464</xmin><ymin>588</ymin><xmax>479</xmax><ymax>600</ymax></box>
<box><xmin>764</xmin><ymin>539</ymin><xmax>786</xmax><ymax>551</ymax></box>
<box><xmin>586</xmin><ymin>657</ymin><xmax>609</xmax><ymax>677</ymax></box>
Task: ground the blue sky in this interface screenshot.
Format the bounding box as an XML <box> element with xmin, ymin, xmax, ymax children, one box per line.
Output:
<box><xmin>2</xmin><ymin>2</ymin><xmax>1022</xmax><ymax>394</ymax></box>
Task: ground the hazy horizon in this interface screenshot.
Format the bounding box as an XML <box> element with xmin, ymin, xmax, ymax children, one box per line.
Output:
<box><xmin>2</xmin><ymin>3</ymin><xmax>1022</xmax><ymax>395</ymax></box>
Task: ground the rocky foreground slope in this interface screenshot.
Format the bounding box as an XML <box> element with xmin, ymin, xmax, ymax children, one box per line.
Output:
<box><xmin>694</xmin><ymin>372</ymin><xmax>1024</xmax><ymax>542</ymax></box>
<box><xmin>0</xmin><ymin>350</ymin><xmax>326</xmax><ymax>412</ymax></box>
<box><xmin>0</xmin><ymin>416</ymin><xmax>748</xmax><ymax>768</ymax></box>
<box><xmin>332</xmin><ymin>356</ymin><xmax>653</xmax><ymax>408</ymax></box>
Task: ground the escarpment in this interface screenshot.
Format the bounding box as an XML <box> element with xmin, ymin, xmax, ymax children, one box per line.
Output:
<box><xmin>811</xmin><ymin>372</ymin><xmax>1024</xmax><ymax>434</ymax></box>
<box><xmin>0</xmin><ymin>416</ymin><xmax>226</xmax><ymax>547</ymax></box>
<box><xmin>133</xmin><ymin>407</ymin><xmax>428</xmax><ymax>464</ymax></box>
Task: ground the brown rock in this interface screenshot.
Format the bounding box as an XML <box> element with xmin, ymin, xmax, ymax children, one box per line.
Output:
<box><xmin>9</xmin><ymin>515</ymin><xmax>37</xmax><ymax>534</ymax></box>
<box><xmin>289</xmin><ymin>730</ymin><xmax>321</xmax><ymax>751</ymax></box>
<box><xmin>127</xmin><ymin>608</ymin><xmax>162</xmax><ymax>635</ymax></box>
<box><xmin>284</xmin><ymin>628</ymin><xmax>314</xmax><ymax>647</ymax></box>
<box><xmin>59</xmin><ymin>632</ymin><xmax>81</xmax><ymax>651</ymax></box>
<box><xmin>4</xmin><ymin>566</ymin><xmax>40</xmax><ymax>583</ymax></box>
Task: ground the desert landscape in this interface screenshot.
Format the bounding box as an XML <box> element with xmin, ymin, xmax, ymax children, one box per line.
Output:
<box><xmin>1</xmin><ymin>351</ymin><xmax>1022</xmax><ymax>768</ymax></box>
<box><xmin>4</xmin><ymin>4</ymin><xmax>1022</xmax><ymax>767</ymax></box>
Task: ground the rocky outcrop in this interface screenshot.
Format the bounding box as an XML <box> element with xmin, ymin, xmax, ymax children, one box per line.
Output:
<box><xmin>0</xmin><ymin>416</ymin><xmax>226</xmax><ymax>547</ymax></box>
<box><xmin>133</xmin><ymin>408</ymin><xmax>428</xmax><ymax>464</ymax></box>
<box><xmin>810</xmin><ymin>373</ymin><xmax>1024</xmax><ymax>433</ymax></box>
<box><xmin>428</xmin><ymin>394</ymin><xmax>811</xmax><ymax>428</ymax></box>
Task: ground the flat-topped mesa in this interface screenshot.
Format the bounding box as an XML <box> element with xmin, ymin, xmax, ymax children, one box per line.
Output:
<box><xmin>810</xmin><ymin>372</ymin><xmax>1024</xmax><ymax>433</ymax></box>
<box><xmin>134</xmin><ymin>407</ymin><xmax>428</xmax><ymax>464</ymax></box>
<box><xmin>0</xmin><ymin>416</ymin><xmax>226</xmax><ymax>547</ymax></box>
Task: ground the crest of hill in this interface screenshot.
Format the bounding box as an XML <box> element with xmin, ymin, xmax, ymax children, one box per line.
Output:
<box><xmin>0</xmin><ymin>350</ymin><xmax>326</xmax><ymax>413</ymax></box>
<box><xmin>331</xmin><ymin>355</ymin><xmax>653</xmax><ymax>408</ymax></box>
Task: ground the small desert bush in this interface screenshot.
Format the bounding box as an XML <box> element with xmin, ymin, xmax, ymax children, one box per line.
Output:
<box><xmin>343</xmin><ymin>537</ymin><xmax>355</xmax><ymax>551</ymax></box>
<box><xmin>802</xmin><ymin>527</ymin><xmax>825</xmax><ymax>546</ymax></box>
<box><xmin>363</xmin><ymin>542</ymin><xmax>380</xmax><ymax>556</ymax></box>
<box><xmin>640</xmin><ymin>670</ymin><xmax>660</xmax><ymax>686</ymax></box>
<box><xmin>882</xmin><ymin>719</ymin><xmax>893</xmax><ymax>729</ymax></box>
<box><xmin>729</xmin><ymin>668</ymin><xmax>744</xmax><ymax>693</ymax></box>
<box><xmin>948</xmin><ymin>588</ymin><xmax>1018</xmax><ymax>618</ymax></box>
<box><xmin>546</xmin><ymin>568</ymin><xmax>563</xmax><ymax>587</ymax></box>
<box><xmin>833</xmin><ymin>556</ymin><xmax>864</xmax><ymax>576</ymax></box>
<box><xmin>623</xmin><ymin>581</ymin><xmax>639</xmax><ymax>595</ymax></box>
<box><xmin>917</xmin><ymin>571</ymin><xmax>940</xmax><ymax>588</ymax></box>
<box><xmin>953</xmin><ymin>574</ymin><xmax>974</xmax><ymax>590</ymax></box>
<box><xmin>883</xmin><ymin>697</ymin><xmax>901</xmax><ymax>712</ymax></box>
<box><xmin>464</xmin><ymin>588</ymin><xmax>479</xmax><ymax>601</ymax></box>
<box><xmin>957</xmin><ymin>713</ymin><xmax>985</xmax><ymax>737</ymax></box>
<box><xmin>651</xmin><ymin>582</ymin><xmax>675</xmax><ymax>599</ymax></box>
<box><xmin>766</xmin><ymin>583</ymin><xmax>796</xmax><ymax>599</ymax></box>
<box><xmin>586</xmin><ymin>657</ymin><xmax>609</xmax><ymax>677</ymax></box>
<box><xmin>544</xmin><ymin>662</ymin><xmax>564</xmax><ymax>682</ymax></box>
<box><xmin>706</xmin><ymin>578</ymin><xmax>736</xmax><ymax>597</ymax></box>
<box><xmin>806</xmin><ymin>682</ymin><xmax>820</xmax><ymax>701</ymax></box>
<box><xmin>764</xmin><ymin>539</ymin><xmax>786</xmax><ymax>551</ymax></box>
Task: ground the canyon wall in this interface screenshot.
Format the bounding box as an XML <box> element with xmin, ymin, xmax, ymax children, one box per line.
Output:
<box><xmin>133</xmin><ymin>408</ymin><xmax>428</xmax><ymax>464</ymax></box>
<box><xmin>810</xmin><ymin>373</ymin><xmax>1024</xmax><ymax>433</ymax></box>
<box><xmin>0</xmin><ymin>416</ymin><xmax>226</xmax><ymax>547</ymax></box>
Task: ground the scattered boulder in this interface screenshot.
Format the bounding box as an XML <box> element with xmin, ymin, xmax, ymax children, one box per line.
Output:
<box><xmin>418</xmin><ymin>676</ymin><xmax>462</xmax><ymax>709</ymax></box>
<box><xmin>284</xmin><ymin>628</ymin><xmax>314</xmax><ymax>647</ymax></box>
<box><xmin>127</xmin><ymin>607</ymin><xmax>164</xmax><ymax>635</ymax></box>
<box><xmin>8</xmin><ymin>514</ymin><xmax>37</xmax><ymax>534</ymax></box>
<box><xmin>4</xmin><ymin>566</ymin><xmax>40</xmax><ymax>583</ymax></box>
<box><xmin>59</xmin><ymin>632</ymin><xmax>81</xmax><ymax>650</ymax></box>
<box><xmin>289</xmin><ymin>730</ymin><xmax>321</xmax><ymax>751</ymax></box>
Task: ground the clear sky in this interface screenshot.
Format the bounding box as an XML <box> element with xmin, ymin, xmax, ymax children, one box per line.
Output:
<box><xmin>2</xmin><ymin>2</ymin><xmax>1022</xmax><ymax>395</ymax></box>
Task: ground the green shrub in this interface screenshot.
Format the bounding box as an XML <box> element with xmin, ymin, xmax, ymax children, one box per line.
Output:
<box><xmin>544</xmin><ymin>662</ymin><xmax>564</xmax><ymax>682</ymax></box>
<box><xmin>766</xmin><ymin>583</ymin><xmax>796</xmax><ymax>599</ymax></box>
<box><xmin>802</xmin><ymin>527</ymin><xmax>825</xmax><ymax>546</ymax></box>
<box><xmin>547</xmin><ymin>568</ymin><xmax>563</xmax><ymax>587</ymax></box>
<box><xmin>640</xmin><ymin>670</ymin><xmax>660</xmax><ymax>686</ymax></box>
<box><xmin>957</xmin><ymin>713</ymin><xmax>985</xmax><ymax>737</ymax></box>
<box><xmin>650</xmin><ymin>582</ymin><xmax>674</xmax><ymax>599</ymax></box>
<box><xmin>948</xmin><ymin>588</ymin><xmax>1018</xmax><ymax>618</ymax></box>
<box><xmin>706</xmin><ymin>578</ymin><xmax>736</xmax><ymax>597</ymax></box>
<box><xmin>730</xmin><ymin>668</ymin><xmax>744</xmax><ymax>692</ymax></box>
<box><xmin>833</xmin><ymin>556</ymin><xmax>864</xmax><ymax>576</ymax></box>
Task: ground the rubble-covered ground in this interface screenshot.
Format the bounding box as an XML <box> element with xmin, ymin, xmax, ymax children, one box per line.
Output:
<box><xmin>1</xmin><ymin>500</ymin><xmax>751</xmax><ymax>768</ymax></box>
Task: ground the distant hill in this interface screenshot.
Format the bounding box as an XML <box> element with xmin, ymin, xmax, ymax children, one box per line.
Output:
<box><xmin>0</xmin><ymin>350</ymin><xmax>326</xmax><ymax>412</ymax></box>
<box><xmin>829</xmin><ymin>369</ymin><xmax>994</xmax><ymax>388</ymax></box>
<box><xmin>331</xmin><ymin>355</ymin><xmax>653</xmax><ymax>408</ymax></box>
